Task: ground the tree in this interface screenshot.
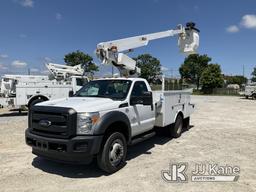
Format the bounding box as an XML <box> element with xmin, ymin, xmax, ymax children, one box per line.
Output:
<box><xmin>174</xmin><ymin>79</ymin><xmax>179</xmax><ymax>90</ymax></box>
<box><xmin>134</xmin><ymin>54</ymin><xmax>162</xmax><ymax>83</ymax></box>
<box><xmin>64</xmin><ymin>50</ymin><xmax>99</xmax><ymax>76</ymax></box>
<box><xmin>200</xmin><ymin>64</ymin><xmax>224</xmax><ymax>93</ymax></box>
<box><xmin>224</xmin><ymin>75</ymin><xmax>247</xmax><ymax>86</ymax></box>
<box><xmin>179</xmin><ymin>54</ymin><xmax>211</xmax><ymax>89</ymax></box>
<box><xmin>251</xmin><ymin>67</ymin><xmax>256</xmax><ymax>82</ymax></box>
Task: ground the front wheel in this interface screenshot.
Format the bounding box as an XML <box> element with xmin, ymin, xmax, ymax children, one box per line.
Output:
<box><xmin>97</xmin><ymin>132</ymin><xmax>127</xmax><ymax>173</ymax></box>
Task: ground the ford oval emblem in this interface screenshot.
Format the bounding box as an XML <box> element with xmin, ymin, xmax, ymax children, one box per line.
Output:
<box><xmin>39</xmin><ymin>119</ymin><xmax>52</xmax><ymax>127</ymax></box>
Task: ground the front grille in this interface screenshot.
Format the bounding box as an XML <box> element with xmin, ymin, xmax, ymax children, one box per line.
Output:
<box><xmin>29</xmin><ymin>106</ymin><xmax>77</xmax><ymax>139</ymax></box>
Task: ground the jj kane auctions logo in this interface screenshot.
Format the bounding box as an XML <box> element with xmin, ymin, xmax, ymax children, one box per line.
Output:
<box><xmin>161</xmin><ymin>162</ymin><xmax>240</xmax><ymax>182</ymax></box>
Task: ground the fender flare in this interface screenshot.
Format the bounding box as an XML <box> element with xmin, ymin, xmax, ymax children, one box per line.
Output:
<box><xmin>174</xmin><ymin>110</ymin><xmax>184</xmax><ymax>123</ymax></box>
<box><xmin>28</xmin><ymin>95</ymin><xmax>49</xmax><ymax>106</ymax></box>
<box><xmin>93</xmin><ymin>111</ymin><xmax>131</xmax><ymax>142</ymax></box>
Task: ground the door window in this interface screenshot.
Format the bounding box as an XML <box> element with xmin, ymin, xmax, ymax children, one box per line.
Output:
<box><xmin>76</xmin><ymin>78</ymin><xmax>88</xmax><ymax>86</ymax></box>
<box><xmin>131</xmin><ymin>81</ymin><xmax>148</xmax><ymax>97</ymax></box>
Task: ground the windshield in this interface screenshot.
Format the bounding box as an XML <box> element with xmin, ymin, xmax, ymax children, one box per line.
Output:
<box><xmin>75</xmin><ymin>80</ymin><xmax>132</xmax><ymax>100</ymax></box>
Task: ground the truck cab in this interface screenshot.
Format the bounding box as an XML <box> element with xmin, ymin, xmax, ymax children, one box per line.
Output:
<box><xmin>26</xmin><ymin>78</ymin><xmax>194</xmax><ymax>173</ymax></box>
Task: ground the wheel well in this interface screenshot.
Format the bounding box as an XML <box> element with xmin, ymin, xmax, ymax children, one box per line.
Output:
<box><xmin>28</xmin><ymin>95</ymin><xmax>48</xmax><ymax>107</ymax></box>
<box><xmin>176</xmin><ymin>111</ymin><xmax>184</xmax><ymax>120</ymax></box>
<box><xmin>104</xmin><ymin>121</ymin><xmax>129</xmax><ymax>142</ymax></box>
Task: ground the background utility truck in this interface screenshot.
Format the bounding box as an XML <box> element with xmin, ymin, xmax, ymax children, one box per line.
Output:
<box><xmin>26</xmin><ymin>22</ymin><xmax>200</xmax><ymax>173</ymax></box>
<box><xmin>244</xmin><ymin>83</ymin><xmax>256</xmax><ymax>99</ymax></box>
<box><xmin>0</xmin><ymin>63</ymin><xmax>88</xmax><ymax>110</ymax></box>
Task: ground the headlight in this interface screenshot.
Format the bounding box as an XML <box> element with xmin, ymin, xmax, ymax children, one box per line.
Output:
<box><xmin>77</xmin><ymin>112</ymin><xmax>100</xmax><ymax>135</ymax></box>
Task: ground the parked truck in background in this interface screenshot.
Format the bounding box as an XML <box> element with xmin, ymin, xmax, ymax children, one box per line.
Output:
<box><xmin>25</xmin><ymin>22</ymin><xmax>200</xmax><ymax>173</ymax></box>
<box><xmin>244</xmin><ymin>83</ymin><xmax>256</xmax><ymax>99</ymax></box>
<box><xmin>0</xmin><ymin>63</ymin><xmax>89</xmax><ymax>109</ymax></box>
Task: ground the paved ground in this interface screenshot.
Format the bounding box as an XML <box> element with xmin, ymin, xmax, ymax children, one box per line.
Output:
<box><xmin>0</xmin><ymin>96</ymin><xmax>255</xmax><ymax>192</ymax></box>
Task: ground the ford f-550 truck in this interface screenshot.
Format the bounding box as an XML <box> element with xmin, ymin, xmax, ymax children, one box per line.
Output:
<box><xmin>26</xmin><ymin>78</ymin><xmax>194</xmax><ymax>173</ymax></box>
<box><xmin>26</xmin><ymin>22</ymin><xmax>199</xmax><ymax>173</ymax></box>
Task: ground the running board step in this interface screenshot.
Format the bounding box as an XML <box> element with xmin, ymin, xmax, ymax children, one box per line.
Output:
<box><xmin>130</xmin><ymin>131</ymin><xmax>156</xmax><ymax>145</ymax></box>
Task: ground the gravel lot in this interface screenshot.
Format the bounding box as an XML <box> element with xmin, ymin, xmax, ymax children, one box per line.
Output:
<box><xmin>0</xmin><ymin>96</ymin><xmax>255</xmax><ymax>192</ymax></box>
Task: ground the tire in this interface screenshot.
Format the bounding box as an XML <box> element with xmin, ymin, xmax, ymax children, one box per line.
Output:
<box><xmin>29</xmin><ymin>98</ymin><xmax>45</xmax><ymax>110</ymax></box>
<box><xmin>252</xmin><ymin>94</ymin><xmax>256</xmax><ymax>100</ymax></box>
<box><xmin>183</xmin><ymin>117</ymin><xmax>190</xmax><ymax>130</ymax></box>
<box><xmin>170</xmin><ymin>114</ymin><xmax>183</xmax><ymax>138</ymax></box>
<box><xmin>97</xmin><ymin>132</ymin><xmax>127</xmax><ymax>173</ymax></box>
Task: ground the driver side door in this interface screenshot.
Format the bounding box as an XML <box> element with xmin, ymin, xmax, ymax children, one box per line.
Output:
<box><xmin>129</xmin><ymin>81</ymin><xmax>155</xmax><ymax>136</ymax></box>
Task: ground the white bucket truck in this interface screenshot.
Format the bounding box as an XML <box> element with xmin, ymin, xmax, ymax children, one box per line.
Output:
<box><xmin>26</xmin><ymin>22</ymin><xmax>199</xmax><ymax>173</ymax></box>
<box><xmin>244</xmin><ymin>83</ymin><xmax>256</xmax><ymax>99</ymax></box>
<box><xmin>0</xmin><ymin>63</ymin><xmax>88</xmax><ymax>109</ymax></box>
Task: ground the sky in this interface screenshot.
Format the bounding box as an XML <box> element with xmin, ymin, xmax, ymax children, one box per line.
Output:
<box><xmin>0</xmin><ymin>0</ymin><xmax>256</xmax><ymax>78</ymax></box>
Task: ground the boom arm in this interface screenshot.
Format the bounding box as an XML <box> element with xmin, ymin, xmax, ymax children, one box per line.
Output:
<box><xmin>45</xmin><ymin>63</ymin><xmax>85</xmax><ymax>80</ymax></box>
<box><xmin>97</xmin><ymin>26</ymin><xmax>183</xmax><ymax>53</ymax></box>
<box><xmin>96</xmin><ymin>22</ymin><xmax>200</xmax><ymax>77</ymax></box>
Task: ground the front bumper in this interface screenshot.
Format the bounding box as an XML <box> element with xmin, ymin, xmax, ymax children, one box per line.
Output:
<box><xmin>25</xmin><ymin>129</ymin><xmax>103</xmax><ymax>164</ymax></box>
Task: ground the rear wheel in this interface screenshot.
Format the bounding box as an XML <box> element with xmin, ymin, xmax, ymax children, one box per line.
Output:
<box><xmin>97</xmin><ymin>132</ymin><xmax>127</xmax><ymax>173</ymax></box>
<box><xmin>170</xmin><ymin>114</ymin><xmax>183</xmax><ymax>138</ymax></box>
<box><xmin>252</xmin><ymin>94</ymin><xmax>256</xmax><ymax>100</ymax></box>
<box><xmin>183</xmin><ymin>117</ymin><xmax>190</xmax><ymax>130</ymax></box>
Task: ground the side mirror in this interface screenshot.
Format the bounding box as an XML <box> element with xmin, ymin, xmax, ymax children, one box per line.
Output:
<box><xmin>142</xmin><ymin>91</ymin><xmax>153</xmax><ymax>105</ymax></box>
<box><xmin>69</xmin><ymin>90</ymin><xmax>74</xmax><ymax>97</ymax></box>
<box><xmin>130</xmin><ymin>91</ymin><xmax>153</xmax><ymax>106</ymax></box>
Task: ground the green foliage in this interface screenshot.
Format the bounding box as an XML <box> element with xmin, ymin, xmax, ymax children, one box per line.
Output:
<box><xmin>200</xmin><ymin>64</ymin><xmax>224</xmax><ymax>93</ymax></box>
<box><xmin>179</xmin><ymin>54</ymin><xmax>211</xmax><ymax>89</ymax></box>
<box><xmin>87</xmin><ymin>62</ymin><xmax>99</xmax><ymax>75</ymax></box>
<box><xmin>64</xmin><ymin>50</ymin><xmax>99</xmax><ymax>76</ymax></box>
<box><xmin>224</xmin><ymin>75</ymin><xmax>247</xmax><ymax>86</ymax></box>
<box><xmin>134</xmin><ymin>54</ymin><xmax>162</xmax><ymax>83</ymax></box>
<box><xmin>251</xmin><ymin>67</ymin><xmax>256</xmax><ymax>82</ymax></box>
<box><xmin>174</xmin><ymin>79</ymin><xmax>179</xmax><ymax>90</ymax></box>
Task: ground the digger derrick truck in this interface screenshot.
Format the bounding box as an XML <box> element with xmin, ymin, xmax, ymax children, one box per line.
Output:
<box><xmin>26</xmin><ymin>22</ymin><xmax>200</xmax><ymax>173</ymax></box>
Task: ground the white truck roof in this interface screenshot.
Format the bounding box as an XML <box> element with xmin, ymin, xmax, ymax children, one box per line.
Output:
<box><xmin>95</xmin><ymin>77</ymin><xmax>146</xmax><ymax>81</ymax></box>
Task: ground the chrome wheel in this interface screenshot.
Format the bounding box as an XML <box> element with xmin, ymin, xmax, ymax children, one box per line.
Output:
<box><xmin>176</xmin><ymin>119</ymin><xmax>183</xmax><ymax>135</ymax></box>
<box><xmin>109</xmin><ymin>139</ymin><xmax>124</xmax><ymax>167</ymax></box>
<box><xmin>97</xmin><ymin>132</ymin><xmax>127</xmax><ymax>173</ymax></box>
<box><xmin>170</xmin><ymin>114</ymin><xmax>183</xmax><ymax>138</ymax></box>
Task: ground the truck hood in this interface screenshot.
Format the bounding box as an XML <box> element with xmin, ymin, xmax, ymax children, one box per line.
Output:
<box><xmin>36</xmin><ymin>97</ymin><xmax>123</xmax><ymax>113</ymax></box>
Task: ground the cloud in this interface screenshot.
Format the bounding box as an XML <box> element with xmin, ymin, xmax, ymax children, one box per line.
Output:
<box><xmin>0</xmin><ymin>64</ymin><xmax>8</xmax><ymax>70</ymax></box>
<box><xmin>30</xmin><ymin>68</ymin><xmax>39</xmax><ymax>72</ymax></box>
<box><xmin>226</xmin><ymin>25</ymin><xmax>239</xmax><ymax>33</ymax></box>
<box><xmin>0</xmin><ymin>54</ymin><xmax>8</xmax><ymax>59</ymax></box>
<box><xmin>44</xmin><ymin>57</ymin><xmax>53</xmax><ymax>62</ymax></box>
<box><xmin>56</xmin><ymin>13</ymin><xmax>62</xmax><ymax>20</ymax></box>
<box><xmin>241</xmin><ymin>14</ymin><xmax>256</xmax><ymax>29</ymax></box>
<box><xmin>161</xmin><ymin>66</ymin><xmax>169</xmax><ymax>71</ymax></box>
<box><xmin>11</xmin><ymin>60</ymin><xmax>27</xmax><ymax>68</ymax></box>
<box><xmin>20</xmin><ymin>0</ymin><xmax>34</xmax><ymax>8</ymax></box>
<box><xmin>226</xmin><ymin>14</ymin><xmax>256</xmax><ymax>33</ymax></box>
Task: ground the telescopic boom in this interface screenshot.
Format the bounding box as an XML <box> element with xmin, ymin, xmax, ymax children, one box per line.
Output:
<box><xmin>96</xmin><ymin>22</ymin><xmax>200</xmax><ymax>77</ymax></box>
